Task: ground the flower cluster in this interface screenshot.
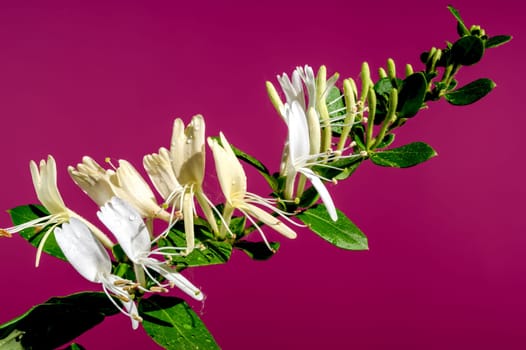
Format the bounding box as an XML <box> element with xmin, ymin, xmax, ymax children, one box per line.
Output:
<box><xmin>1</xmin><ymin>68</ymin><xmax>349</xmax><ymax>326</ymax></box>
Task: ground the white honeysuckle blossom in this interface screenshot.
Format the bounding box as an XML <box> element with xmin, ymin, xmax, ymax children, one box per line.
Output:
<box><xmin>68</xmin><ymin>156</ymin><xmax>116</xmax><ymax>207</ymax></box>
<box><xmin>97</xmin><ymin>197</ymin><xmax>204</xmax><ymax>301</ymax></box>
<box><xmin>281</xmin><ymin>101</ymin><xmax>338</xmax><ymax>221</ymax></box>
<box><xmin>69</xmin><ymin>157</ymin><xmax>170</xmax><ymax>222</ymax></box>
<box><xmin>144</xmin><ymin>115</ymin><xmax>218</xmax><ymax>253</ymax></box>
<box><xmin>208</xmin><ymin>132</ymin><xmax>297</xmax><ymax>246</ymax></box>
<box><xmin>109</xmin><ymin>160</ymin><xmax>172</xmax><ymax>222</ymax></box>
<box><xmin>0</xmin><ymin>156</ymin><xmax>113</xmax><ymax>266</ymax></box>
<box><xmin>54</xmin><ymin>217</ymin><xmax>142</xmax><ymax>330</ymax></box>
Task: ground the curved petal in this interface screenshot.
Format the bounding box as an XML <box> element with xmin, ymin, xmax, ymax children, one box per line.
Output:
<box><xmin>143</xmin><ymin>147</ymin><xmax>182</xmax><ymax>201</ymax></box>
<box><xmin>68</xmin><ymin>156</ymin><xmax>116</xmax><ymax>206</ymax></box>
<box><xmin>207</xmin><ymin>133</ymin><xmax>247</xmax><ymax>204</ymax></box>
<box><xmin>109</xmin><ymin>160</ymin><xmax>169</xmax><ymax>221</ymax></box>
<box><xmin>30</xmin><ymin>156</ymin><xmax>68</xmax><ymax>215</ymax></box>
<box><xmin>284</xmin><ymin>101</ymin><xmax>310</xmax><ymax>170</ymax></box>
<box><xmin>54</xmin><ymin>218</ymin><xmax>112</xmax><ymax>282</ymax></box>
<box><xmin>244</xmin><ymin>203</ymin><xmax>297</xmax><ymax>239</ymax></box>
<box><xmin>299</xmin><ymin>168</ymin><xmax>338</xmax><ymax>221</ymax></box>
<box><xmin>97</xmin><ymin>197</ymin><xmax>151</xmax><ymax>261</ymax></box>
<box><xmin>170</xmin><ymin>115</ymin><xmax>206</xmax><ymax>185</ymax></box>
<box><xmin>147</xmin><ymin>260</ymin><xmax>204</xmax><ymax>301</ymax></box>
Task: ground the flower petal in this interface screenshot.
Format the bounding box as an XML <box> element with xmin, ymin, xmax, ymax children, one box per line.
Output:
<box><xmin>54</xmin><ymin>218</ymin><xmax>112</xmax><ymax>282</ymax></box>
<box><xmin>147</xmin><ymin>261</ymin><xmax>204</xmax><ymax>301</ymax></box>
<box><xmin>299</xmin><ymin>168</ymin><xmax>338</xmax><ymax>221</ymax></box>
<box><xmin>143</xmin><ymin>147</ymin><xmax>182</xmax><ymax>201</ymax></box>
<box><xmin>244</xmin><ymin>203</ymin><xmax>297</xmax><ymax>239</ymax></box>
<box><xmin>68</xmin><ymin>156</ymin><xmax>116</xmax><ymax>206</ymax></box>
<box><xmin>170</xmin><ymin>115</ymin><xmax>206</xmax><ymax>185</ymax></box>
<box><xmin>97</xmin><ymin>197</ymin><xmax>151</xmax><ymax>262</ymax></box>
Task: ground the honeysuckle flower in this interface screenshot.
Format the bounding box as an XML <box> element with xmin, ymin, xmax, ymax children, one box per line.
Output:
<box><xmin>208</xmin><ymin>133</ymin><xmax>297</xmax><ymax>245</ymax></box>
<box><xmin>54</xmin><ymin>217</ymin><xmax>142</xmax><ymax>329</ymax></box>
<box><xmin>68</xmin><ymin>156</ymin><xmax>116</xmax><ymax>207</ymax></box>
<box><xmin>69</xmin><ymin>157</ymin><xmax>170</xmax><ymax>222</ymax></box>
<box><xmin>0</xmin><ymin>156</ymin><xmax>113</xmax><ymax>266</ymax></box>
<box><xmin>97</xmin><ymin>197</ymin><xmax>204</xmax><ymax>301</ymax></box>
<box><xmin>144</xmin><ymin>115</ymin><xmax>218</xmax><ymax>253</ymax></box>
<box><xmin>281</xmin><ymin>101</ymin><xmax>338</xmax><ymax>221</ymax></box>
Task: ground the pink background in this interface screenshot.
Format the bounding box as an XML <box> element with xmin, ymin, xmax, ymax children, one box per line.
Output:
<box><xmin>0</xmin><ymin>0</ymin><xmax>524</xmax><ymax>349</ymax></box>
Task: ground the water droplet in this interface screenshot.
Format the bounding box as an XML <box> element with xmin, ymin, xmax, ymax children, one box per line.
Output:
<box><xmin>128</xmin><ymin>215</ymin><xmax>137</xmax><ymax>221</ymax></box>
<box><xmin>186</xmin><ymin>139</ymin><xmax>192</xmax><ymax>144</ymax></box>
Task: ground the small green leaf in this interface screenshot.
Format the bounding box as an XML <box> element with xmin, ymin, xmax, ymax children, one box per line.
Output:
<box><xmin>139</xmin><ymin>295</ymin><xmax>220</xmax><ymax>350</ymax></box>
<box><xmin>234</xmin><ymin>241</ymin><xmax>280</xmax><ymax>260</ymax></box>
<box><xmin>159</xmin><ymin>227</ymin><xmax>232</xmax><ymax>270</ymax></box>
<box><xmin>375</xmin><ymin>133</ymin><xmax>396</xmax><ymax>149</ymax></box>
<box><xmin>485</xmin><ymin>35</ymin><xmax>512</xmax><ymax>48</ymax></box>
<box><xmin>298</xmin><ymin>205</ymin><xmax>368</xmax><ymax>250</ymax></box>
<box><xmin>451</xmin><ymin>35</ymin><xmax>485</xmax><ymax>66</ymax></box>
<box><xmin>370</xmin><ymin>142</ymin><xmax>437</xmax><ymax>168</ymax></box>
<box><xmin>397</xmin><ymin>73</ymin><xmax>427</xmax><ymax>118</ymax></box>
<box><xmin>0</xmin><ymin>292</ymin><xmax>118</xmax><ymax>350</ymax></box>
<box><xmin>445</xmin><ymin>78</ymin><xmax>495</xmax><ymax>106</ymax></box>
<box><xmin>8</xmin><ymin>204</ymin><xmax>66</xmax><ymax>261</ymax></box>
<box><xmin>312</xmin><ymin>156</ymin><xmax>363</xmax><ymax>181</ymax></box>
<box><xmin>227</xmin><ymin>142</ymin><xmax>278</xmax><ymax>191</ymax></box>
<box><xmin>448</xmin><ymin>5</ymin><xmax>470</xmax><ymax>36</ymax></box>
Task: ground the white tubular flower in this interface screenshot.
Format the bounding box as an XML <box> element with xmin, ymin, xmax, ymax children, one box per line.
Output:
<box><xmin>108</xmin><ymin>160</ymin><xmax>171</xmax><ymax>222</ymax></box>
<box><xmin>54</xmin><ymin>218</ymin><xmax>141</xmax><ymax>330</ymax></box>
<box><xmin>97</xmin><ymin>197</ymin><xmax>204</xmax><ymax>301</ymax></box>
<box><xmin>145</xmin><ymin>115</ymin><xmax>218</xmax><ymax>254</ymax></box>
<box><xmin>143</xmin><ymin>148</ymin><xmax>182</xmax><ymax>202</ymax></box>
<box><xmin>0</xmin><ymin>156</ymin><xmax>113</xmax><ymax>265</ymax></box>
<box><xmin>208</xmin><ymin>133</ymin><xmax>297</xmax><ymax>244</ymax></box>
<box><xmin>68</xmin><ymin>156</ymin><xmax>116</xmax><ymax>207</ymax></box>
<box><xmin>282</xmin><ymin>101</ymin><xmax>338</xmax><ymax>221</ymax></box>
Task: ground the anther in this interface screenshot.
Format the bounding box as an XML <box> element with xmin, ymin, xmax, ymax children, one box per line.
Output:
<box><xmin>0</xmin><ymin>229</ymin><xmax>12</xmax><ymax>238</ymax></box>
<box><xmin>150</xmin><ymin>286</ymin><xmax>168</xmax><ymax>293</ymax></box>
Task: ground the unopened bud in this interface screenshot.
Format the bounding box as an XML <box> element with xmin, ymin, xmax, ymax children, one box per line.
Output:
<box><xmin>405</xmin><ymin>64</ymin><xmax>414</xmax><ymax>77</ymax></box>
<box><xmin>266</xmin><ymin>81</ymin><xmax>284</xmax><ymax>116</ymax></box>
<box><xmin>387</xmin><ymin>58</ymin><xmax>396</xmax><ymax>80</ymax></box>
<box><xmin>378</xmin><ymin>67</ymin><xmax>387</xmax><ymax>78</ymax></box>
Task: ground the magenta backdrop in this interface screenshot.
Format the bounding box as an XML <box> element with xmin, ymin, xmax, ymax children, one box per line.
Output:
<box><xmin>0</xmin><ymin>0</ymin><xmax>524</xmax><ymax>349</ymax></box>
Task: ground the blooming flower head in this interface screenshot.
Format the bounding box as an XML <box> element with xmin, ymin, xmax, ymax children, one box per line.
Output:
<box><xmin>69</xmin><ymin>156</ymin><xmax>170</xmax><ymax>222</ymax></box>
<box><xmin>208</xmin><ymin>133</ymin><xmax>297</xmax><ymax>245</ymax></box>
<box><xmin>97</xmin><ymin>197</ymin><xmax>204</xmax><ymax>301</ymax></box>
<box><xmin>281</xmin><ymin>101</ymin><xmax>338</xmax><ymax>221</ymax></box>
<box><xmin>54</xmin><ymin>217</ymin><xmax>141</xmax><ymax>329</ymax></box>
<box><xmin>144</xmin><ymin>115</ymin><xmax>218</xmax><ymax>253</ymax></box>
<box><xmin>1</xmin><ymin>156</ymin><xmax>113</xmax><ymax>265</ymax></box>
<box><xmin>68</xmin><ymin>156</ymin><xmax>116</xmax><ymax>207</ymax></box>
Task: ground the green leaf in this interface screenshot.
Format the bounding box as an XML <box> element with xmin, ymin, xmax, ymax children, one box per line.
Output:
<box><xmin>326</xmin><ymin>86</ymin><xmax>346</xmax><ymax>135</ymax></box>
<box><xmin>375</xmin><ymin>133</ymin><xmax>396</xmax><ymax>149</ymax></box>
<box><xmin>445</xmin><ymin>78</ymin><xmax>495</xmax><ymax>106</ymax></box>
<box><xmin>312</xmin><ymin>156</ymin><xmax>364</xmax><ymax>181</ymax></box>
<box><xmin>448</xmin><ymin>5</ymin><xmax>470</xmax><ymax>36</ymax></box>
<box><xmin>370</xmin><ymin>142</ymin><xmax>437</xmax><ymax>168</ymax></box>
<box><xmin>397</xmin><ymin>73</ymin><xmax>427</xmax><ymax>118</ymax></box>
<box><xmin>139</xmin><ymin>295</ymin><xmax>220</xmax><ymax>350</ymax></box>
<box><xmin>61</xmin><ymin>343</ymin><xmax>86</xmax><ymax>350</ymax></box>
<box><xmin>298</xmin><ymin>205</ymin><xmax>368</xmax><ymax>250</ymax></box>
<box><xmin>234</xmin><ymin>241</ymin><xmax>280</xmax><ymax>260</ymax></box>
<box><xmin>8</xmin><ymin>204</ymin><xmax>66</xmax><ymax>261</ymax></box>
<box><xmin>451</xmin><ymin>35</ymin><xmax>485</xmax><ymax>66</ymax></box>
<box><xmin>485</xmin><ymin>35</ymin><xmax>512</xmax><ymax>48</ymax></box>
<box><xmin>0</xmin><ymin>292</ymin><xmax>118</xmax><ymax>350</ymax></box>
<box><xmin>228</xmin><ymin>141</ymin><xmax>278</xmax><ymax>191</ymax></box>
<box><xmin>159</xmin><ymin>227</ymin><xmax>232</xmax><ymax>270</ymax></box>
